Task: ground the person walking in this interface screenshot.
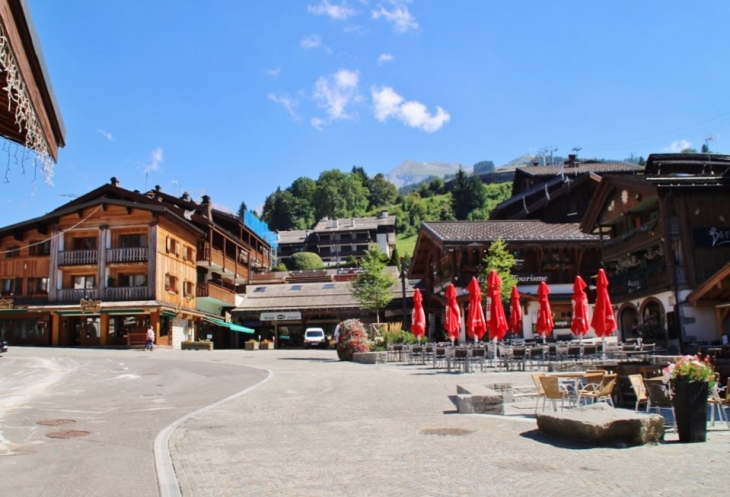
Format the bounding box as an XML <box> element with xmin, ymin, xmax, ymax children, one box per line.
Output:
<box><xmin>145</xmin><ymin>325</ymin><xmax>155</xmax><ymax>351</ymax></box>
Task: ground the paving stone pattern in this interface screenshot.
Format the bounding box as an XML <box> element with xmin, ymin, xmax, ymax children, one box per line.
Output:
<box><xmin>170</xmin><ymin>350</ymin><xmax>729</xmax><ymax>496</ymax></box>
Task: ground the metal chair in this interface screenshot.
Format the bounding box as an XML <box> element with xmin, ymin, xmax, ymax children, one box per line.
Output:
<box><xmin>578</xmin><ymin>374</ymin><xmax>616</xmax><ymax>406</ymax></box>
<box><xmin>708</xmin><ymin>378</ymin><xmax>730</xmax><ymax>429</ymax></box>
<box><xmin>468</xmin><ymin>347</ymin><xmax>487</xmax><ymax>372</ymax></box>
<box><xmin>539</xmin><ymin>375</ymin><xmax>573</xmax><ymax>412</ymax></box>
<box><xmin>645</xmin><ymin>379</ymin><xmax>676</xmax><ymax>431</ymax></box>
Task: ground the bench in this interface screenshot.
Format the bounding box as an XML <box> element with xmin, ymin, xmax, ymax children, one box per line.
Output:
<box><xmin>456</xmin><ymin>384</ymin><xmax>504</xmax><ymax>415</ymax></box>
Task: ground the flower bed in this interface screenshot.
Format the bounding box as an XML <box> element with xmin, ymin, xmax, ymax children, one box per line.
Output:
<box><xmin>182</xmin><ymin>341</ymin><xmax>214</xmax><ymax>351</ymax></box>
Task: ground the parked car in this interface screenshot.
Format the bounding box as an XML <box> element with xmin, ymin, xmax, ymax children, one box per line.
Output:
<box><xmin>303</xmin><ymin>328</ymin><xmax>326</xmax><ymax>349</ymax></box>
<box><xmin>1</xmin><ymin>338</ymin><xmax>7</xmax><ymax>353</ymax></box>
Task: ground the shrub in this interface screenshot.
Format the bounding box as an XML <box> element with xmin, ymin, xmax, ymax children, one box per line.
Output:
<box><xmin>336</xmin><ymin>319</ymin><xmax>370</xmax><ymax>361</ymax></box>
<box><xmin>381</xmin><ymin>329</ymin><xmax>417</xmax><ymax>345</ymax></box>
<box><xmin>289</xmin><ymin>252</ymin><xmax>324</xmax><ymax>270</ymax></box>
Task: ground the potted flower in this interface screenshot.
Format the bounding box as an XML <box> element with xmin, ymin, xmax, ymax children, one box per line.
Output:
<box><xmin>662</xmin><ymin>355</ymin><xmax>716</xmax><ymax>443</ymax></box>
<box><xmin>245</xmin><ymin>339</ymin><xmax>259</xmax><ymax>351</ymax></box>
<box><xmin>260</xmin><ymin>339</ymin><xmax>274</xmax><ymax>350</ymax></box>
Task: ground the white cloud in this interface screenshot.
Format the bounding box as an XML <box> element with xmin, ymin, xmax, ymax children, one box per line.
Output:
<box><xmin>371</xmin><ymin>86</ymin><xmax>450</xmax><ymax>132</ymax></box>
<box><xmin>96</xmin><ymin>129</ymin><xmax>114</xmax><ymax>141</ymax></box>
<box><xmin>300</xmin><ymin>34</ymin><xmax>324</xmax><ymax>49</ymax></box>
<box><xmin>311</xmin><ymin>117</ymin><xmax>326</xmax><ymax>131</ymax></box>
<box><xmin>268</xmin><ymin>93</ymin><xmax>301</xmax><ymax>120</ymax></box>
<box><xmin>266</xmin><ymin>68</ymin><xmax>281</xmax><ymax>78</ymax></box>
<box><xmin>311</xmin><ymin>69</ymin><xmax>361</xmax><ymax>126</ymax></box>
<box><xmin>372</xmin><ymin>1</ymin><xmax>418</xmax><ymax>33</ymax></box>
<box><xmin>308</xmin><ymin>1</ymin><xmax>356</xmax><ymax>20</ymax></box>
<box><xmin>377</xmin><ymin>53</ymin><xmax>394</xmax><ymax>65</ymax></box>
<box><xmin>144</xmin><ymin>148</ymin><xmax>163</xmax><ymax>174</ymax></box>
<box><xmin>664</xmin><ymin>139</ymin><xmax>692</xmax><ymax>153</ymax></box>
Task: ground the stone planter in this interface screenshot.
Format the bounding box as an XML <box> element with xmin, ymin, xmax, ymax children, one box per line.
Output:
<box><xmin>182</xmin><ymin>341</ymin><xmax>214</xmax><ymax>351</ymax></box>
<box><xmin>260</xmin><ymin>342</ymin><xmax>275</xmax><ymax>350</ymax></box>
<box><xmin>352</xmin><ymin>351</ymin><xmax>387</xmax><ymax>364</ymax></box>
<box><xmin>245</xmin><ymin>342</ymin><xmax>259</xmax><ymax>351</ymax></box>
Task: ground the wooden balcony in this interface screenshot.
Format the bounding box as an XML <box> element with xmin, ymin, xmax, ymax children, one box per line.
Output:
<box><xmin>56</xmin><ymin>288</ymin><xmax>100</xmax><ymax>304</ymax></box>
<box><xmin>58</xmin><ymin>250</ymin><xmax>97</xmax><ymax>266</ymax></box>
<box><xmin>107</xmin><ymin>247</ymin><xmax>147</xmax><ymax>263</ymax></box>
<box><xmin>196</xmin><ymin>281</ymin><xmax>236</xmax><ymax>304</ymax></box>
<box><xmin>106</xmin><ymin>286</ymin><xmax>152</xmax><ymax>301</ymax></box>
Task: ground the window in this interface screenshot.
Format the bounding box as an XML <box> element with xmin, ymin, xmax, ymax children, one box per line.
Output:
<box><xmin>183</xmin><ymin>245</ymin><xmax>194</xmax><ymax>261</ymax></box>
<box><xmin>184</xmin><ymin>280</ymin><xmax>195</xmax><ymax>298</ymax></box>
<box><xmin>29</xmin><ymin>240</ymin><xmax>51</xmax><ymax>256</ymax></box>
<box><xmin>4</xmin><ymin>246</ymin><xmax>20</xmax><ymax>258</ymax></box>
<box><xmin>27</xmin><ymin>277</ymin><xmax>49</xmax><ymax>295</ymax></box>
<box><xmin>118</xmin><ymin>274</ymin><xmax>147</xmax><ymax>287</ymax></box>
<box><xmin>73</xmin><ymin>275</ymin><xmax>95</xmax><ymax>289</ymax></box>
<box><xmin>72</xmin><ymin>237</ymin><xmax>97</xmax><ymax>250</ymax></box>
<box><xmin>85</xmin><ymin>317</ymin><xmax>100</xmax><ymax>338</ymax></box>
<box><xmin>120</xmin><ymin>234</ymin><xmax>146</xmax><ymax>248</ymax></box>
<box><xmin>165</xmin><ymin>273</ymin><xmax>178</xmax><ymax>293</ymax></box>
<box><xmin>1</xmin><ymin>278</ymin><xmax>21</xmax><ymax>296</ymax></box>
<box><xmin>340</xmin><ymin>233</ymin><xmax>352</xmax><ymax>241</ymax></box>
<box><xmin>166</xmin><ymin>236</ymin><xmax>180</xmax><ymax>256</ymax></box>
<box><xmin>109</xmin><ymin>316</ymin><xmax>139</xmax><ymax>338</ymax></box>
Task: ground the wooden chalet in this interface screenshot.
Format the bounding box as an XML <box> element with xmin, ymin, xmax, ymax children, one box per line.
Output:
<box><xmin>580</xmin><ymin>153</ymin><xmax>730</xmax><ymax>348</ymax></box>
<box><xmin>0</xmin><ymin>0</ymin><xmax>65</xmax><ymax>164</ymax></box>
<box><xmin>510</xmin><ymin>156</ymin><xmax>642</xmax><ymax>196</ymax></box>
<box><xmin>408</xmin><ymin>220</ymin><xmax>601</xmax><ymax>342</ymax></box>
<box><xmin>233</xmin><ymin>268</ymin><xmax>417</xmax><ymax>345</ymax></box>
<box><xmin>0</xmin><ymin>178</ymin><xmax>272</xmax><ymax>349</ymax></box>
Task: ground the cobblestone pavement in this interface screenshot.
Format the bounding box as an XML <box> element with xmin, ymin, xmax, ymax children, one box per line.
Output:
<box><xmin>170</xmin><ymin>349</ymin><xmax>729</xmax><ymax>497</ymax></box>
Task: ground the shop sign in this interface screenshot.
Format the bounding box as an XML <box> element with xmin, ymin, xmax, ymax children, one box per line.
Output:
<box><xmin>515</xmin><ymin>274</ymin><xmax>549</xmax><ymax>283</ymax></box>
<box><xmin>80</xmin><ymin>299</ymin><xmax>102</xmax><ymax>313</ymax></box>
<box><xmin>694</xmin><ymin>227</ymin><xmax>730</xmax><ymax>247</ymax></box>
<box><xmin>0</xmin><ymin>298</ymin><xmax>13</xmax><ymax>309</ymax></box>
<box><xmin>260</xmin><ymin>311</ymin><xmax>301</xmax><ymax>321</ymax></box>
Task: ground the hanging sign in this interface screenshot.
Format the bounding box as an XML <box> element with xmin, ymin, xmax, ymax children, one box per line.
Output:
<box><xmin>0</xmin><ymin>298</ymin><xmax>13</xmax><ymax>309</ymax></box>
<box><xmin>80</xmin><ymin>299</ymin><xmax>102</xmax><ymax>313</ymax></box>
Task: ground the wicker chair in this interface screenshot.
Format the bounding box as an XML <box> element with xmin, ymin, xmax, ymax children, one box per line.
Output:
<box><xmin>628</xmin><ymin>374</ymin><xmax>650</xmax><ymax>412</ymax></box>
<box><xmin>539</xmin><ymin>375</ymin><xmax>573</xmax><ymax>412</ymax></box>
<box><xmin>531</xmin><ymin>373</ymin><xmax>546</xmax><ymax>413</ymax></box>
<box><xmin>578</xmin><ymin>374</ymin><xmax>616</xmax><ymax>407</ymax></box>
<box><xmin>645</xmin><ymin>378</ymin><xmax>676</xmax><ymax>431</ymax></box>
<box><xmin>708</xmin><ymin>378</ymin><xmax>730</xmax><ymax>429</ymax></box>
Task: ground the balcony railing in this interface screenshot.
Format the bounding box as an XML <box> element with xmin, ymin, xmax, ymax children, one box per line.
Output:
<box><xmin>107</xmin><ymin>247</ymin><xmax>147</xmax><ymax>263</ymax></box>
<box><xmin>106</xmin><ymin>286</ymin><xmax>151</xmax><ymax>301</ymax></box>
<box><xmin>196</xmin><ymin>281</ymin><xmax>235</xmax><ymax>304</ymax></box>
<box><xmin>58</xmin><ymin>250</ymin><xmax>97</xmax><ymax>266</ymax></box>
<box><xmin>56</xmin><ymin>288</ymin><xmax>100</xmax><ymax>304</ymax></box>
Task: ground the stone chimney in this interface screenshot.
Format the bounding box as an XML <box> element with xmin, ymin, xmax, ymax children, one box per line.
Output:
<box><xmin>201</xmin><ymin>195</ymin><xmax>213</xmax><ymax>219</ymax></box>
<box><xmin>351</xmin><ymin>218</ymin><xmax>356</xmax><ymax>227</ymax></box>
<box><xmin>155</xmin><ymin>185</ymin><xmax>162</xmax><ymax>192</ymax></box>
<box><xmin>110</xmin><ymin>177</ymin><xmax>119</xmax><ymax>187</ymax></box>
<box><xmin>531</xmin><ymin>160</ymin><xmax>539</xmax><ymax>167</ymax></box>
<box><xmin>332</xmin><ymin>219</ymin><xmax>339</xmax><ymax>228</ymax></box>
<box><xmin>380</xmin><ymin>211</ymin><xmax>388</xmax><ymax>219</ymax></box>
<box><xmin>181</xmin><ymin>192</ymin><xmax>190</xmax><ymax>202</ymax></box>
<box><xmin>568</xmin><ymin>154</ymin><xmax>577</xmax><ymax>167</ymax></box>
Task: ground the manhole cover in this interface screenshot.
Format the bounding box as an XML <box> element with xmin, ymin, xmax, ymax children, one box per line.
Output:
<box><xmin>37</xmin><ymin>419</ymin><xmax>76</xmax><ymax>426</ymax></box>
<box><xmin>46</xmin><ymin>430</ymin><xmax>90</xmax><ymax>439</ymax></box>
<box><xmin>421</xmin><ymin>428</ymin><xmax>474</xmax><ymax>436</ymax></box>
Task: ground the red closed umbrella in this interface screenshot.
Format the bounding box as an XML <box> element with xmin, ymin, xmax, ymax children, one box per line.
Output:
<box><xmin>444</xmin><ymin>283</ymin><xmax>461</xmax><ymax>343</ymax></box>
<box><xmin>591</xmin><ymin>269</ymin><xmax>617</xmax><ymax>359</ymax></box>
<box><xmin>535</xmin><ymin>281</ymin><xmax>554</xmax><ymax>341</ymax></box>
<box><xmin>486</xmin><ymin>271</ymin><xmax>508</xmax><ymax>342</ymax></box>
<box><xmin>570</xmin><ymin>276</ymin><xmax>590</xmax><ymax>339</ymax></box>
<box><xmin>591</xmin><ymin>269</ymin><xmax>617</xmax><ymax>338</ymax></box>
<box><xmin>411</xmin><ymin>288</ymin><xmax>426</xmax><ymax>343</ymax></box>
<box><xmin>466</xmin><ymin>277</ymin><xmax>486</xmax><ymax>343</ymax></box>
<box><xmin>508</xmin><ymin>286</ymin><xmax>523</xmax><ymax>336</ymax></box>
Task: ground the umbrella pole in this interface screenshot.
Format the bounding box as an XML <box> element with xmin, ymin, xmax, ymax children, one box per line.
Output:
<box><xmin>601</xmin><ymin>336</ymin><xmax>607</xmax><ymax>360</ymax></box>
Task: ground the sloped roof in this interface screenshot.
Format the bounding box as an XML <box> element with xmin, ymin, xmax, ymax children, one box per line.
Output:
<box><xmin>422</xmin><ymin>220</ymin><xmax>600</xmax><ymax>244</ymax></box>
<box><xmin>278</xmin><ymin>230</ymin><xmax>309</xmax><ymax>245</ymax></box>
<box><xmin>313</xmin><ymin>215</ymin><xmax>396</xmax><ymax>233</ymax></box>
<box><xmin>512</xmin><ymin>160</ymin><xmax>643</xmax><ymax>195</ymax></box>
<box><xmin>234</xmin><ymin>275</ymin><xmax>416</xmax><ymax>313</ymax></box>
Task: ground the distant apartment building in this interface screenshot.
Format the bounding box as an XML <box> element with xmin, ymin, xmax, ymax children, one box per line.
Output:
<box><xmin>277</xmin><ymin>213</ymin><xmax>397</xmax><ymax>266</ymax></box>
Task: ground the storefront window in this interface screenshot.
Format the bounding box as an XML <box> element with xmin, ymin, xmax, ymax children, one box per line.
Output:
<box><xmin>0</xmin><ymin>318</ymin><xmax>46</xmax><ymax>340</ymax></box>
<box><xmin>85</xmin><ymin>317</ymin><xmax>100</xmax><ymax>338</ymax></box>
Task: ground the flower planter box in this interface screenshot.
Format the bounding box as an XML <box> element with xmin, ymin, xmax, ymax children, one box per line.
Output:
<box><xmin>182</xmin><ymin>341</ymin><xmax>214</xmax><ymax>351</ymax></box>
<box><xmin>260</xmin><ymin>342</ymin><xmax>274</xmax><ymax>350</ymax></box>
<box><xmin>245</xmin><ymin>342</ymin><xmax>259</xmax><ymax>351</ymax></box>
<box><xmin>673</xmin><ymin>380</ymin><xmax>708</xmax><ymax>443</ymax></box>
<box><xmin>352</xmin><ymin>352</ymin><xmax>387</xmax><ymax>364</ymax></box>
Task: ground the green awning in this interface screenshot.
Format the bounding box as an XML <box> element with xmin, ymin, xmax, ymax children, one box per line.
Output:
<box><xmin>101</xmin><ymin>308</ymin><xmax>145</xmax><ymax>315</ymax></box>
<box><xmin>161</xmin><ymin>310</ymin><xmax>178</xmax><ymax>318</ymax></box>
<box><xmin>0</xmin><ymin>308</ymin><xmax>27</xmax><ymax>313</ymax></box>
<box><xmin>203</xmin><ymin>316</ymin><xmax>254</xmax><ymax>334</ymax></box>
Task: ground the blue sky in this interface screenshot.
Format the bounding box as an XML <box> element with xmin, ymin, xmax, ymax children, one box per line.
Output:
<box><xmin>4</xmin><ymin>0</ymin><xmax>730</xmax><ymax>226</ymax></box>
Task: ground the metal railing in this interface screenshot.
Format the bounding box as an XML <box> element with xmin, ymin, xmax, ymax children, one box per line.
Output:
<box><xmin>56</xmin><ymin>288</ymin><xmax>99</xmax><ymax>303</ymax></box>
<box><xmin>106</xmin><ymin>286</ymin><xmax>151</xmax><ymax>301</ymax></box>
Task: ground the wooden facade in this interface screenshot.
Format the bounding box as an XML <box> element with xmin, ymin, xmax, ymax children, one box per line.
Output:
<box><xmin>581</xmin><ymin>153</ymin><xmax>730</xmax><ymax>346</ymax></box>
<box><xmin>0</xmin><ymin>178</ymin><xmax>272</xmax><ymax>349</ymax></box>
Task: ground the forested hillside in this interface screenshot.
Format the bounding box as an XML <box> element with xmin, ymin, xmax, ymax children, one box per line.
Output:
<box><xmin>259</xmin><ymin>166</ymin><xmax>512</xmax><ymax>257</ymax></box>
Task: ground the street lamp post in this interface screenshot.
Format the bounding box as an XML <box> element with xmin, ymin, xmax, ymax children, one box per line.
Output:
<box><xmin>400</xmin><ymin>257</ymin><xmax>409</xmax><ymax>330</ymax></box>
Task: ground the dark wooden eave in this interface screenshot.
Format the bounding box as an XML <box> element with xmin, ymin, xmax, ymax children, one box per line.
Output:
<box><xmin>687</xmin><ymin>261</ymin><xmax>730</xmax><ymax>306</ymax></box>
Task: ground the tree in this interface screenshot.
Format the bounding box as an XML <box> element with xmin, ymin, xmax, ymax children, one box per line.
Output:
<box><xmin>261</xmin><ymin>187</ymin><xmax>294</xmax><ymax>231</ymax></box>
<box><xmin>389</xmin><ymin>245</ymin><xmax>401</xmax><ymax>270</ymax></box>
<box><xmin>450</xmin><ymin>167</ymin><xmax>486</xmax><ymax>220</ymax></box>
<box><xmin>367</xmin><ymin>173</ymin><xmax>398</xmax><ymax>208</ymax></box>
<box><xmin>313</xmin><ymin>169</ymin><xmax>369</xmax><ymax>220</ymax></box>
<box><xmin>288</xmin><ymin>252</ymin><xmax>324</xmax><ymax>270</ymax></box>
<box><xmin>350</xmin><ymin>246</ymin><xmax>397</xmax><ymax>323</ymax></box>
<box><xmin>473</xmin><ymin>160</ymin><xmax>495</xmax><ymax>174</ymax></box>
<box><xmin>237</xmin><ymin>201</ymin><xmax>247</xmax><ymax>221</ymax></box>
<box><xmin>351</xmin><ymin>165</ymin><xmax>369</xmax><ymax>186</ymax></box>
<box><xmin>480</xmin><ymin>238</ymin><xmax>518</xmax><ymax>303</ymax></box>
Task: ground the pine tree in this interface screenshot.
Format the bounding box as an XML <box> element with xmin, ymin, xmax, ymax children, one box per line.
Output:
<box><xmin>350</xmin><ymin>246</ymin><xmax>397</xmax><ymax>323</ymax></box>
<box><xmin>480</xmin><ymin>238</ymin><xmax>518</xmax><ymax>303</ymax></box>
